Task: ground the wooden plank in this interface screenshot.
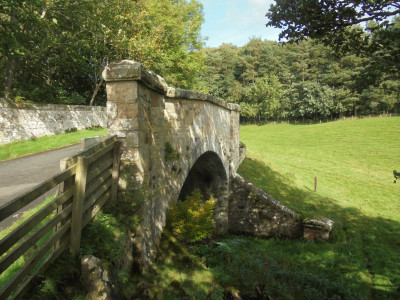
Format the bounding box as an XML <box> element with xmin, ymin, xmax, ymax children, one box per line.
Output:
<box><xmin>86</xmin><ymin>141</ymin><xmax>115</xmax><ymax>165</ymax></box>
<box><xmin>0</xmin><ymin>221</ymin><xmax>70</xmax><ymax>299</ymax></box>
<box><xmin>86</xmin><ymin>168</ymin><xmax>112</xmax><ymax>198</ymax></box>
<box><xmin>82</xmin><ymin>188</ymin><xmax>111</xmax><ymax>228</ymax></box>
<box><xmin>87</xmin><ymin>150</ymin><xmax>113</xmax><ymax>175</ymax></box>
<box><xmin>10</xmin><ymin>237</ymin><xmax>69</xmax><ymax>300</ymax></box>
<box><xmin>56</xmin><ymin>159</ymin><xmax>75</xmax><ymax>249</ymax></box>
<box><xmin>84</xmin><ymin>177</ymin><xmax>112</xmax><ymax>213</ymax></box>
<box><xmin>86</xmin><ymin>155</ymin><xmax>113</xmax><ymax>183</ymax></box>
<box><xmin>70</xmin><ymin>156</ymin><xmax>89</xmax><ymax>257</ymax></box>
<box><xmin>0</xmin><ymin>205</ymin><xmax>72</xmax><ymax>274</ymax></box>
<box><xmin>61</xmin><ymin>135</ymin><xmax>117</xmax><ymax>167</ymax></box>
<box><xmin>0</xmin><ymin>187</ymin><xmax>74</xmax><ymax>256</ymax></box>
<box><xmin>111</xmin><ymin>141</ymin><xmax>121</xmax><ymax>202</ymax></box>
<box><xmin>0</xmin><ymin>166</ymin><xmax>76</xmax><ymax>222</ymax></box>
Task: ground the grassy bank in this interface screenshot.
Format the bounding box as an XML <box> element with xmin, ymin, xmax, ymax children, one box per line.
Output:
<box><xmin>21</xmin><ymin>117</ymin><xmax>400</xmax><ymax>299</ymax></box>
<box><xmin>234</xmin><ymin>117</ymin><xmax>400</xmax><ymax>298</ymax></box>
<box><xmin>0</xmin><ymin>128</ymin><xmax>108</xmax><ymax>161</ymax></box>
<box><xmin>128</xmin><ymin>117</ymin><xmax>399</xmax><ymax>299</ymax></box>
<box><xmin>239</xmin><ymin>117</ymin><xmax>399</xmax><ymax>220</ymax></box>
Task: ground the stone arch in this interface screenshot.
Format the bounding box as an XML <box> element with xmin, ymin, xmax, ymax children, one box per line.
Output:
<box><xmin>178</xmin><ymin>151</ymin><xmax>228</xmax><ymax>201</ymax></box>
<box><xmin>174</xmin><ymin>150</ymin><xmax>230</xmax><ymax>235</ymax></box>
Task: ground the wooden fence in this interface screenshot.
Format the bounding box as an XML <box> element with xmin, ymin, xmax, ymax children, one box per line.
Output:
<box><xmin>0</xmin><ymin>136</ymin><xmax>120</xmax><ymax>299</ymax></box>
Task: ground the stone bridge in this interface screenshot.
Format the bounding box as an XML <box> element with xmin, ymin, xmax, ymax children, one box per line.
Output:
<box><xmin>102</xmin><ymin>61</ymin><xmax>328</xmax><ymax>268</ymax></box>
<box><xmin>103</xmin><ymin>60</ymin><xmax>244</xmax><ymax>266</ymax></box>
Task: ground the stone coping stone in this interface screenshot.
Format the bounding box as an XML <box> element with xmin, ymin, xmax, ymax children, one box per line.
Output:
<box><xmin>0</xmin><ymin>98</ymin><xmax>105</xmax><ymax>111</ymax></box>
<box><xmin>303</xmin><ymin>217</ymin><xmax>334</xmax><ymax>231</ymax></box>
<box><xmin>102</xmin><ymin>60</ymin><xmax>240</xmax><ymax>112</ymax></box>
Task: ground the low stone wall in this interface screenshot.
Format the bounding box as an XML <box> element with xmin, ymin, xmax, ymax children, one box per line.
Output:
<box><xmin>229</xmin><ymin>174</ymin><xmax>303</xmax><ymax>238</ymax></box>
<box><xmin>0</xmin><ymin>99</ymin><xmax>106</xmax><ymax>144</ymax></box>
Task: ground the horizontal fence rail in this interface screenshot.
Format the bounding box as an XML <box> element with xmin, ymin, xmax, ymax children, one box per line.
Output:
<box><xmin>0</xmin><ymin>135</ymin><xmax>120</xmax><ymax>300</ymax></box>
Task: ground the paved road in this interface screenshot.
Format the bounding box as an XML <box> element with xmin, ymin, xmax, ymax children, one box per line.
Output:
<box><xmin>0</xmin><ymin>144</ymin><xmax>81</xmax><ymax>229</ymax></box>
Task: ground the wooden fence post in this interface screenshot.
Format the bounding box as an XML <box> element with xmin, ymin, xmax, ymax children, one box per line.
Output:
<box><xmin>111</xmin><ymin>141</ymin><xmax>121</xmax><ymax>202</ymax></box>
<box><xmin>55</xmin><ymin>159</ymin><xmax>75</xmax><ymax>249</ymax></box>
<box><xmin>314</xmin><ymin>176</ymin><xmax>318</xmax><ymax>192</ymax></box>
<box><xmin>70</xmin><ymin>156</ymin><xmax>89</xmax><ymax>257</ymax></box>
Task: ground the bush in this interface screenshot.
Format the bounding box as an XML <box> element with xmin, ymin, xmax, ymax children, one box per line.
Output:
<box><xmin>167</xmin><ymin>189</ymin><xmax>215</xmax><ymax>243</ymax></box>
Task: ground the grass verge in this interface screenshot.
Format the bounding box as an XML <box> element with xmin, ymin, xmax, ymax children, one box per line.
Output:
<box><xmin>0</xmin><ymin>128</ymin><xmax>108</xmax><ymax>161</ymax></box>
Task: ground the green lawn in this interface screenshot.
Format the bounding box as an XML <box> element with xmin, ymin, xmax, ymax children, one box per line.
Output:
<box><xmin>0</xmin><ymin>128</ymin><xmax>108</xmax><ymax>161</ymax></box>
<box><xmin>235</xmin><ymin>116</ymin><xmax>400</xmax><ymax>298</ymax></box>
<box><xmin>240</xmin><ymin>117</ymin><xmax>399</xmax><ymax>220</ymax></box>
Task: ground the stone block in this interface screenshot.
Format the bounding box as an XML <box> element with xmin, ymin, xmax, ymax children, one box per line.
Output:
<box><xmin>151</xmin><ymin>91</ymin><xmax>164</xmax><ymax>107</ymax></box>
<box><xmin>118</xmin><ymin>104</ymin><xmax>138</xmax><ymax>119</ymax></box>
<box><xmin>106</xmin><ymin>81</ymin><xmax>138</xmax><ymax>104</ymax></box>
<box><xmin>303</xmin><ymin>218</ymin><xmax>334</xmax><ymax>241</ymax></box>
<box><xmin>120</xmin><ymin>118</ymin><xmax>138</xmax><ymax>131</ymax></box>
<box><xmin>126</xmin><ymin>132</ymin><xmax>140</xmax><ymax>147</ymax></box>
<box><xmin>81</xmin><ymin>255</ymin><xmax>112</xmax><ymax>300</ymax></box>
<box><xmin>102</xmin><ymin>60</ymin><xmax>141</xmax><ymax>81</ymax></box>
<box><xmin>106</xmin><ymin>102</ymin><xmax>118</xmax><ymax>120</ymax></box>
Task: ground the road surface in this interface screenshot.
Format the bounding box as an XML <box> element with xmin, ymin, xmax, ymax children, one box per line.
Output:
<box><xmin>0</xmin><ymin>144</ymin><xmax>81</xmax><ymax>230</ymax></box>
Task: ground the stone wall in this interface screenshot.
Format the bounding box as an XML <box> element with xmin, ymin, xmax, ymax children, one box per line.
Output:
<box><xmin>0</xmin><ymin>99</ymin><xmax>106</xmax><ymax>144</ymax></box>
<box><xmin>229</xmin><ymin>174</ymin><xmax>303</xmax><ymax>238</ymax></box>
<box><xmin>103</xmin><ymin>60</ymin><xmax>242</xmax><ymax>267</ymax></box>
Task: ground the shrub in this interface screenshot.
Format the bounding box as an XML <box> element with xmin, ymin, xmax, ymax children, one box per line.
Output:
<box><xmin>167</xmin><ymin>189</ymin><xmax>215</xmax><ymax>243</ymax></box>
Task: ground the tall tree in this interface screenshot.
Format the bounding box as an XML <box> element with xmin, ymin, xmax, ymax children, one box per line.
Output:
<box><xmin>267</xmin><ymin>0</ymin><xmax>400</xmax><ymax>42</ymax></box>
<box><xmin>0</xmin><ymin>0</ymin><xmax>205</xmax><ymax>104</ymax></box>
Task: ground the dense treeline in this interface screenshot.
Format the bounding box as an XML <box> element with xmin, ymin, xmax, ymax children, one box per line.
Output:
<box><xmin>0</xmin><ymin>0</ymin><xmax>204</xmax><ymax>106</ymax></box>
<box><xmin>198</xmin><ymin>20</ymin><xmax>400</xmax><ymax>122</ymax></box>
<box><xmin>1</xmin><ymin>1</ymin><xmax>399</xmax><ymax>121</ymax></box>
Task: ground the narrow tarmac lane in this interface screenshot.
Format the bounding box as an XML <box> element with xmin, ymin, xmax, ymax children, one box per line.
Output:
<box><xmin>0</xmin><ymin>144</ymin><xmax>81</xmax><ymax>230</ymax></box>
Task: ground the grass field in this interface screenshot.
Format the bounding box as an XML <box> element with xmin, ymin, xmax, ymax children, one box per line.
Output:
<box><xmin>235</xmin><ymin>116</ymin><xmax>400</xmax><ymax>298</ymax></box>
<box><xmin>0</xmin><ymin>128</ymin><xmax>108</xmax><ymax>161</ymax></box>
<box><xmin>131</xmin><ymin>116</ymin><xmax>399</xmax><ymax>299</ymax></box>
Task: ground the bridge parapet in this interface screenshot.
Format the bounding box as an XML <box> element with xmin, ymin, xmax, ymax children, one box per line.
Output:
<box><xmin>103</xmin><ymin>60</ymin><xmax>242</xmax><ymax>267</ymax></box>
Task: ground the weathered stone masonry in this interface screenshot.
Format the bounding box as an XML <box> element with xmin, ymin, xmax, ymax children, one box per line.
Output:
<box><xmin>0</xmin><ymin>99</ymin><xmax>106</xmax><ymax>144</ymax></box>
<box><xmin>103</xmin><ymin>60</ymin><xmax>242</xmax><ymax>267</ymax></box>
<box><xmin>103</xmin><ymin>60</ymin><xmax>333</xmax><ymax>268</ymax></box>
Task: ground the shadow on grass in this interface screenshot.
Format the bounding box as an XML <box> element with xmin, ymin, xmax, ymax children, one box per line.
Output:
<box><xmin>22</xmin><ymin>157</ymin><xmax>400</xmax><ymax>299</ymax></box>
<box><xmin>234</xmin><ymin>157</ymin><xmax>400</xmax><ymax>299</ymax></box>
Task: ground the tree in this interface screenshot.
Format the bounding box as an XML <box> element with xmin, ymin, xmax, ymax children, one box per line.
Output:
<box><xmin>0</xmin><ymin>0</ymin><xmax>205</xmax><ymax>104</ymax></box>
<box><xmin>299</xmin><ymin>81</ymin><xmax>335</xmax><ymax>119</ymax></box>
<box><xmin>267</xmin><ymin>0</ymin><xmax>400</xmax><ymax>42</ymax></box>
<box><xmin>267</xmin><ymin>1</ymin><xmax>400</xmax><ymax>113</ymax></box>
<box><xmin>266</xmin><ymin>1</ymin><xmax>400</xmax><ymax>65</ymax></box>
<box><xmin>199</xmin><ymin>43</ymin><xmax>239</xmax><ymax>99</ymax></box>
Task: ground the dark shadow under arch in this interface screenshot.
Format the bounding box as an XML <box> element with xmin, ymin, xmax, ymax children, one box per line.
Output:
<box><xmin>178</xmin><ymin>151</ymin><xmax>228</xmax><ymax>201</ymax></box>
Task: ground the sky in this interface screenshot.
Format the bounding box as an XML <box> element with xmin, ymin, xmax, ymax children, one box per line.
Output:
<box><xmin>198</xmin><ymin>0</ymin><xmax>282</xmax><ymax>48</ymax></box>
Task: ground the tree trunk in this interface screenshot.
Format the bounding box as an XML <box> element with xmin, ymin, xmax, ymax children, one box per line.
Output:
<box><xmin>89</xmin><ymin>77</ymin><xmax>104</xmax><ymax>106</ymax></box>
<box><xmin>3</xmin><ymin>56</ymin><xmax>16</xmax><ymax>96</ymax></box>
